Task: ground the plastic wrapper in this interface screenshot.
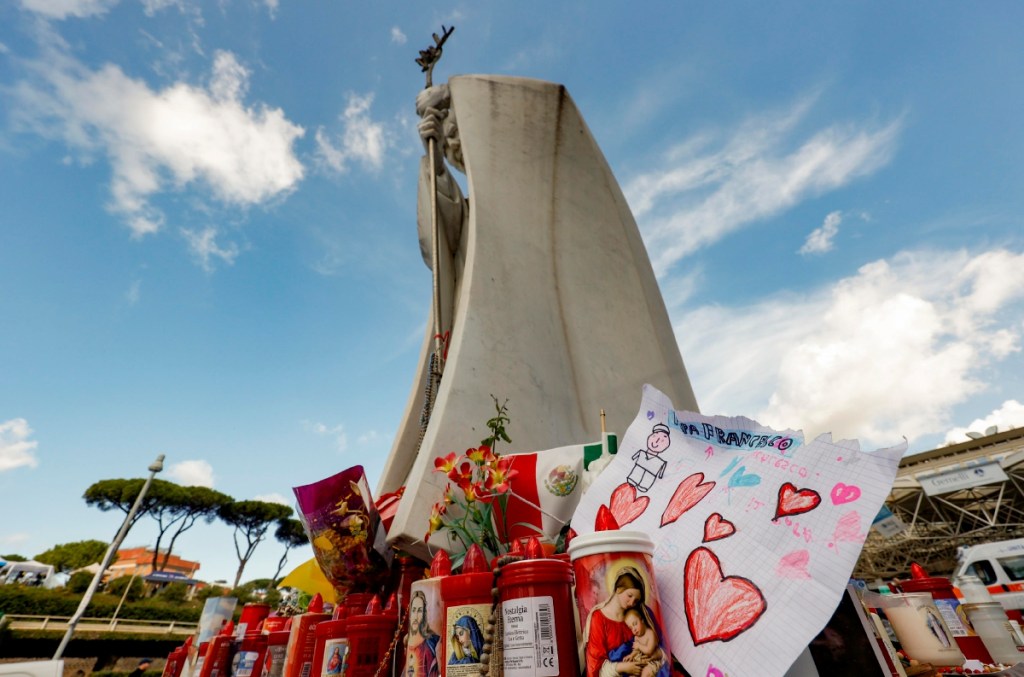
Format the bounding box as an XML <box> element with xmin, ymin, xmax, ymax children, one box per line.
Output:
<box><xmin>292</xmin><ymin>466</ymin><xmax>391</xmax><ymax>595</ymax></box>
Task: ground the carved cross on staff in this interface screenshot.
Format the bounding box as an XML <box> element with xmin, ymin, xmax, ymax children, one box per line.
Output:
<box><xmin>415</xmin><ymin>25</ymin><xmax>455</xmax><ymax>88</ymax></box>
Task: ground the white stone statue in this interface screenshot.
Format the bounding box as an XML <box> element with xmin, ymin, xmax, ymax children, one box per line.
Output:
<box><xmin>378</xmin><ymin>74</ymin><xmax>699</xmax><ymax>557</ymax></box>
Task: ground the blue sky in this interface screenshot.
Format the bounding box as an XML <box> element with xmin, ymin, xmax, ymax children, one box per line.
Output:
<box><xmin>2</xmin><ymin>2</ymin><xmax>1023</xmax><ymax>585</ymax></box>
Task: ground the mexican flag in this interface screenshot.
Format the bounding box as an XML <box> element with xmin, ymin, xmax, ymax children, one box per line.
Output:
<box><xmin>496</xmin><ymin>433</ymin><xmax>617</xmax><ymax>542</ymax></box>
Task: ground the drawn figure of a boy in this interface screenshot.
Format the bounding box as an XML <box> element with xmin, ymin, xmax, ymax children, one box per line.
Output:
<box><xmin>627</xmin><ymin>423</ymin><xmax>671</xmax><ymax>493</ymax></box>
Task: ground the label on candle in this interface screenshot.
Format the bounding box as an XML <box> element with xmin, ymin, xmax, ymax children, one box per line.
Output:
<box><xmin>320</xmin><ymin>639</ymin><xmax>349</xmax><ymax>677</ymax></box>
<box><xmin>502</xmin><ymin>595</ymin><xmax>558</xmax><ymax>677</ymax></box>
<box><xmin>933</xmin><ymin>598</ymin><xmax>968</xmax><ymax>636</ymax></box>
<box><xmin>232</xmin><ymin>652</ymin><xmax>259</xmax><ymax>677</ymax></box>
<box><xmin>445</xmin><ymin>603</ymin><xmax>490</xmax><ymax>677</ymax></box>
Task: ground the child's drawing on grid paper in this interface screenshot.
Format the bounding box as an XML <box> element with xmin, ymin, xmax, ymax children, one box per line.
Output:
<box><xmin>573</xmin><ymin>384</ymin><xmax>904</xmax><ymax>677</ymax></box>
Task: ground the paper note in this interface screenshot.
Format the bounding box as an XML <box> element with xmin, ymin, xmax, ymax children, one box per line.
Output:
<box><xmin>573</xmin><ymin>384</ymin><xmax>904</xmax><ymax>677</ymax></box>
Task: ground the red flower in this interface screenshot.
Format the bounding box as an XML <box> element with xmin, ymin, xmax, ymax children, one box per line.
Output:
<box><xmin>448</xmin><ymin>461</ymin><xmax>473</xmax><ymax>486</ymax></box>
<box><xmin>463</xmin><ymin>481</ymin><xmax>490</xmax><ymax>504</ymax></box>
<box><xmin>485</xmin><ymin>457</ymin><xmax>518</xmax><ymax>494</ymax></box>
<box><xmin>433</xmin><ymin>452</ymin><xmax>458</xmax><ymax>474</ymax></box>
<box><xmin>424</xmin><ymin>501</ymin><xmax>447</xmax><ymax>542</ymax></box>
<box><xmin>466</xmin><ymin>445</ymin><xmax>495</xmax><ymax>465</ymax></box>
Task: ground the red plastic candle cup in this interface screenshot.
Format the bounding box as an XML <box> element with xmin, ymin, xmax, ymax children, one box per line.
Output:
<box><xmin>498</xmin><ymin>556</ymin><xmax>580</xmax><ymax>676</ymax></box>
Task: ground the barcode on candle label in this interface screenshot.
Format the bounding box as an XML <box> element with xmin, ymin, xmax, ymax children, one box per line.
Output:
<box><xmin>502</xmin><ymin>596</ymin><xmax>558</xmax><ymax>677</ymax></box>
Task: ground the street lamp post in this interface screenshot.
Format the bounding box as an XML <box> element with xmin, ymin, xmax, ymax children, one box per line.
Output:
<box><xmin>52</xmin><ymin>454</ymin><xmax>165</xmax><ymax>660</ymax></box>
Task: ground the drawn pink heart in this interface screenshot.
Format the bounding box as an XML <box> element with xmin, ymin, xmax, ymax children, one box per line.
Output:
<box><xmin>776</xmin><ymin>550</ymin><xmax>812</xmax><ymax>579</ymax></box>
<box><xmin>832</xmin><ymin>511</ymin><xmax>864</xmax><ymax>542</ymax></box>
<box><xmin>703</xmin><ymin>513</ymin><xmax>736</xmax><ymax>543</ymax></box>
<box><xmin>830</xmin><ymin>483</ymin><xmax>861</xmax><ymax>505</ymax></box>
<box><xmin>773</xmin><ymin>482</ymin><xmax>821</xmax><ymax>521</ymax></box>
<box><xmin>660</xmin><ymin>472</ymin><xmax>716</xmax><ymax>527</ymax></box>
<box><xmin>684</xmin><ymin>546</ymin><xmax>767</xmax><ymax>645</ymax></box>
<box><xmin>608</xmin><ymin>482</ymin><xmax>649</xmax><ymax>526</ymax></box>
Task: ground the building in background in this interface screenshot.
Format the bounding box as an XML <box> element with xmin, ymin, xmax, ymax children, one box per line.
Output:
<box><xmin>108</xmin><ymin>546</ymin><xmax>201</xmax><ymax>594</ymax></box>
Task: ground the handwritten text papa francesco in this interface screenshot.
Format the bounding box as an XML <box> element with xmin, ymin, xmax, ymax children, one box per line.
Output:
<box><xmin>669</xmin><ymin>412</ymin><xmax>800</xmax><ymax>456</ymax></box>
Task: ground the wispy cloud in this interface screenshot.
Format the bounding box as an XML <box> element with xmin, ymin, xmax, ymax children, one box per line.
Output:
<box><xmin>945</xmin><ymin>400</ymin><xmax>1024</xmax><ymax>445</ymax></box>
<box><xmin>0</xmin><ymin>419</ymin><xmax>38</xmax><ymax>472</ymax></box>
<box><xmin>166</xmin><ymin>459</ymin><xmax>215</xmax><ymax>487</ymax></box>
<box><xmin>11</xmin><ymin>47</ymin><xmax>305</xmax><ymax>238</ymax></box>
<box><xmin>304</xmin><ymin>421</ymin><xmax>348</xmax><ymax>453</ymax></box>
<box><xmin>181</xmin><ymin>226</ymin><xmax>240</xmax><ymax>272</ymax></box>
<box><xmin>20</xmin><ymin>0</ymin><xmax>120</xmax><ymax>19</ymax></box>
<box><xmin>678</xmin><ymin>248</ymin><xmax>1024</xmax><ymax>448</ymax></box>
<box><xmin>390</xmin><ymin>27</ymin><xmax>407</xmax><ymax>45</ymax></box>
<box><xmin>625</xmin><ymin>97</ymin><xmax>901</xmax><ymax>275</ymax></box>
<box><xmin>799</xmin><ymin>210</ymin><xmax>842</xmax><ymax>255</ymax></box>
<box><xmin>254</xmin><ymin>492</ymin><xmax>291</xmax><ymax>506</ymax></box>
<box><xmin>315</xmin><ymin>93</ymin><xmax>390</xmax><ymax>174</ymax></box>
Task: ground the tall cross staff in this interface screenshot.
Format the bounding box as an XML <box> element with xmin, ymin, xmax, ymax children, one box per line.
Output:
<box><xmin>415</xmin><ymin>25</ymin><xmax>454</xmax><ymax>385</ymax></box>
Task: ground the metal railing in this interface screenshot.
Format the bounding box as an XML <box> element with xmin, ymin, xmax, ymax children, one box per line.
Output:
<box><xmin>5</xmin><ymin>614</ymin><xmax>196</xmax><ymax>635</ymax></box>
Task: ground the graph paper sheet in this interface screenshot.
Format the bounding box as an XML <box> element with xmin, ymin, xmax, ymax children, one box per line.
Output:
<box><xmin>573</xmin><ymin>384</ymin><xmax>904</xmax><ymax>677</ymax></box>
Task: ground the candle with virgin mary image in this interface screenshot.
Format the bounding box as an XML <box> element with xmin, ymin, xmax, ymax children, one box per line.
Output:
<box><xmin>569</xmin><ymin>531</ymin><xmax>673</xmax><ymax>677</ymax></box>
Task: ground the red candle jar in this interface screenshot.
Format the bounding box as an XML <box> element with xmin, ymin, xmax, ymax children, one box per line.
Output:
<box><xmin>309</xmin><ymin>618</ymin><xmax>349</xmax><ymax>677</ymax></box>
<box><xmin>439</xmin><ymin>545</ymin><xmax>493</xmax><ymax>674</ymax></box>
<box><xmin>283</xmin><ymin>595</ymin><xmax>331</xmax><ymax>677</ymax></box>
<box><xmin>237</xmin><ymin>603</ymin><xmax>271</xmax><ymax>637</ymax></box>
<box><xmin>231</xmin><ymin>632</ymin><xmax>268</xmax><ymax>677</ymax></box>
<box><xmin>498</xmin><ymin>556</ymin><xmax>580</xmax><ymax>676</ymax></box>
<box><xmin>344</xmin><ymin>596</ymin><xmax>397</xmax><ymax>677</ymax></box>
<box><xmin>264</xmin><ymin>631</ymin><xmax>290</xmax><ymax>677</ymax></box>
<box><xmin>568</xmin><ymin>529</ymin><xmax>673</xmax><ymax>677</ymax></box>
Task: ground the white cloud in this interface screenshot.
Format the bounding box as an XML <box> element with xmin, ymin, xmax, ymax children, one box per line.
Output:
<box><xmin>357</xmin><ymin>430</ymin><xmax>380</xmax><ymax>446</ymax></box>
<box><xmin>181</xmin><ymin>227</ymin><xmax>240</xmax><ymax>271</ymax></box>
<box><xmin>254</xmin><ymin>492</ymin><xmax>292</xmax><ymax>506</ymax></box>
<box><xmin>139</xmin><ymin>0</ymin><xmax>185</xmax><ymax>14</ymax></box>
<box><xmin>12</xmin><ymin>48</ymin><xmax>305</xmax><ymax>238</ymax></box>
<box><xmin>625</xmin><ymin>98</ymin><xmax>901</xmax><ymax>275</ymax></box>
<box><xmin>678</xmin><ymin>248</ymin><xmax>1024</xmax><ymax>447</ymax></box>
<box><xmin>166</xmin><ymin>459</ymin><xmax>215</xmax><ymax>487</ymax></box>
<box><xmin>799</xmin><ymin>210</ymin><xmax>842</xmax><ymax>255</ymax></box>
<box><xmin>390</xmin><ymin>27</ymin><xmax>407</xmax><ymax>45</ymax></box>
<box><xmin>19</xmin><ymin>0</ymin><xmax>120</xmax><ymax>19</ymax></box>
<box><xmin>946</xmin><ymin>400</ymin><xmax>1024</xmax><ymax>445</ymax></box>
<box><xmin>0</xmin><ymin>418</ymin><xmax>39</xmax><ymax>472</ymax></box>
<box><xmin>315</xmin><ymin>93</ymin><xmax>389</xmax><ymax>174</ymax></box>
<box><xmin>304</xmin><ymin>421</ymin><xmax>348</xmax><ymax>453</ymax></box>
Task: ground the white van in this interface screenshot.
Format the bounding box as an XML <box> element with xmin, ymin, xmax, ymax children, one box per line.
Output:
<box><xmin>955</xmin><ymin>539</ymin><xmax>1024</xmax><ymax>612</ymax></box>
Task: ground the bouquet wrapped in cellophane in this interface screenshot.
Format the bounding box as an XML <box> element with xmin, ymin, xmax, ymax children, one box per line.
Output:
<box><xmin>292</xmin><ymin>466</ymin><xmax>391</xmax><ymax>595</ymax></box>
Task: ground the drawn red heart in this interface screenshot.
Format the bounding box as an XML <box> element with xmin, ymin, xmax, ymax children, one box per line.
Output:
<box><xmin>660</xmin><ymin>472</ymin><xmax>716</xmax><ymax>527</ymax></box>
<box><xmin>684</xmin><ymin>546</ymin><xmax>767</xmax><ymax>645</ymax></box>
<box><xmin>773</xmin><ymin>482</ymin><xmax>821</xmax><ymax>521</ymax></box>
<box><xmin>608</xmin><ymin>482</ymin><xmax>649</xmax><ymax>526</ymax></box>
<box><xmin>702</xmin><ymin>513</ymin><xmax>736</xmax><ymax>543</ymax></box>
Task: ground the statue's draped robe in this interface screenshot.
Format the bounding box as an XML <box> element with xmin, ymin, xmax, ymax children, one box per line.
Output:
<box><xmin>379</xmin><ymin>75</ymin><xmax>699</xmax><ymax>556</ymax></box>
